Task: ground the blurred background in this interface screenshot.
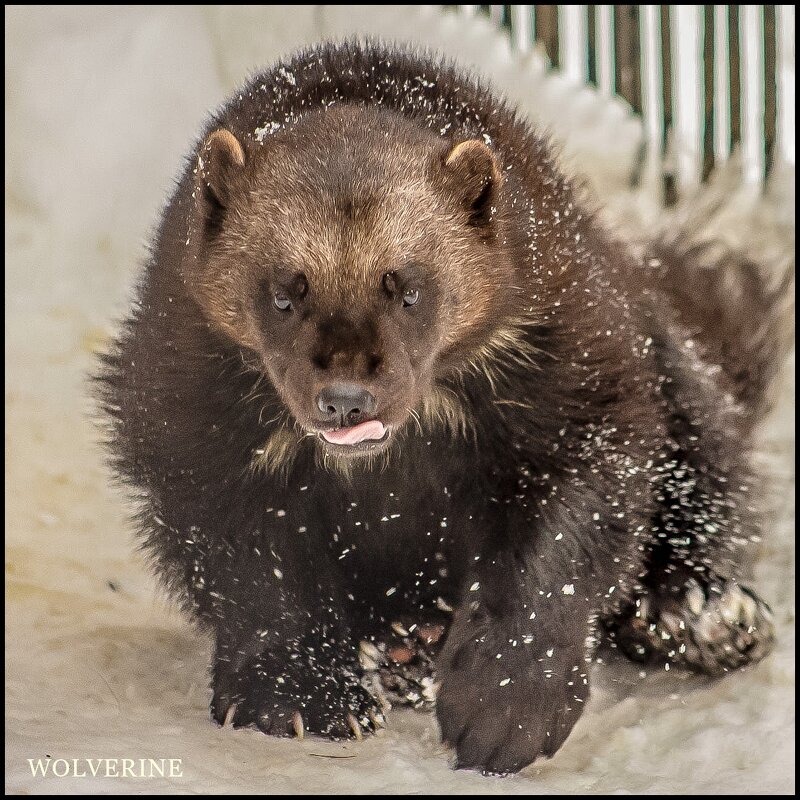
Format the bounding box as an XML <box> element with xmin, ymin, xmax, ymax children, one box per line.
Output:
<box><xmin>465</xmin><ymin>5</ymin><xmax>794</xmax><ymax>196</ymax></box>
<box><xmin>5</xmin><ymin>5</ymin><xmax>795</xmax><ymax>794</ymax></box>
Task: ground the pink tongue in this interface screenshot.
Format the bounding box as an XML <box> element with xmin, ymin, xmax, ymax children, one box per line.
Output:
<box><xmin>322</xmin><ymin>420</ymin><xmax>386</xmax><ymax>446</ymax></box>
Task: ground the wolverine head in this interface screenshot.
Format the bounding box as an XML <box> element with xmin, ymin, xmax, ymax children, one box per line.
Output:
<box><xmin>186</xmin><ymin>106</ymin><xmax>516</xmax><ymax>459</ymax></box>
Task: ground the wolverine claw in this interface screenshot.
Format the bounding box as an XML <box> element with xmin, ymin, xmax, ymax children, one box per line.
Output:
<box><xmin>347</xmin><ymin>712</ymin><xmax>364</xmax><ymax>741</ymax></box>
<box><xmin>223</xmin><ymin>703</ymin><xmax>237</xmax><ymax>728</ymax></box>
<box><xmin>368</xmin><ymin>709</ymin><xmax>386</xmax><ymax>729</ymax></box>
<box><xmin>292</xmin><ymin>710</ymin><xmax>305</xmax><ymax>740</ymax></box>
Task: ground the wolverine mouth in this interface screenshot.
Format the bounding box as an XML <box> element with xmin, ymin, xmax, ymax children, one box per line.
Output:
<box><xmin>316</xmin><ymin>419</ymin><xmax>392</xmax><ymax>453</ymax></box>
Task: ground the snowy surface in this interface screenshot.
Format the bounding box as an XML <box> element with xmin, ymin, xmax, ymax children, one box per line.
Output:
<box><xmin>5</xmin><ymin>5</ymin><xmax>795</xmax><ymax>794</ymax></box>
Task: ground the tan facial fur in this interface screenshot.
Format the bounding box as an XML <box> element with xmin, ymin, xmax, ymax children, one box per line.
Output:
<box><xmin>186</xmin><ymin>106</ymin><xmax>517</xmax><ymax>452</ymax></box>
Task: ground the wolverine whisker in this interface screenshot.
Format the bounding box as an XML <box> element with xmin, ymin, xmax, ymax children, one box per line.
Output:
<box><xmin>407</xmin><ymin>407</ymin><xmax>423</xmax><ymax>435</ymax></box>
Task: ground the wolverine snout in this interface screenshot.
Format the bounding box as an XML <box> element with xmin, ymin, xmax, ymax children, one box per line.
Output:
<box><xmin>315</xmin><ymin>383</ymin><xmax>378</xmax><ymax>428</ymax></box>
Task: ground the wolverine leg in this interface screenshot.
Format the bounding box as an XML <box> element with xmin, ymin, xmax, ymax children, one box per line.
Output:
<box><xmin>608</xmin><ymin>327</ymin><xmax>775</xmax><ymax>674</ymax></box>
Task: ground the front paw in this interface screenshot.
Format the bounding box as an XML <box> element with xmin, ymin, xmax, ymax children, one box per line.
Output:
<box><xmin>435</xmin><ymin>610</ymin><xmax>588</xmax><ymax>774</ymax></box>
<box><xmin>211</xmin><ymin>634</ymin><xmax>383</xmax><ymax>740</ymax></box>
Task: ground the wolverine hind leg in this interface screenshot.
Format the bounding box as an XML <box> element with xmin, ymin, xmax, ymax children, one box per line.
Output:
<box><xmin>608</xmin><ymin>328</ymin><xmax>776</xmax><ymax>674</ymax></box>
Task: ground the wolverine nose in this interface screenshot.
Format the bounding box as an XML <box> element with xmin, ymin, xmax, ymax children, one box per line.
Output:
<box><xmin>316</xmin><ymin>383</ymin><xmax>377</xmax><ymax>425</ymax></box>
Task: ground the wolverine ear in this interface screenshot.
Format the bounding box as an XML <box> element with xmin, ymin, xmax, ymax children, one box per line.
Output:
<box><xmin>442</xmin><ymin>140</ymin><xmax>502</xmax><ymax>227</ymax></box>
<box><xmin>195</xmin><ymin>129</ymin><xmax>246</xmax><ymax>233</ymax></box>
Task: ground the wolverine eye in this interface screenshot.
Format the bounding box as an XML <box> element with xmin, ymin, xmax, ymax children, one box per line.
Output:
<box><xmin>383</xmin><ymin>271</ymin><xmax>420</xmax><ymax>307</ymax></box>
<box><xmin>273</xmin><ymin>292</ymin><xmax>292</xmax><ymax>312</ymax></box>
<box><xmin>402</xmin><ymin>288</ymin><xmax>420</xmax><ymax>307</ymax></box>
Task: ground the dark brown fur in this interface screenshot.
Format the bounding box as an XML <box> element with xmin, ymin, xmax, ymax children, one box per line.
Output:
<box><xmin>96</xmin><ymin>42</ymin><xmax>786</xmax><ymax>774</ymax></box>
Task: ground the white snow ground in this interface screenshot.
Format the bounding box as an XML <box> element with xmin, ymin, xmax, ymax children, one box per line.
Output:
<box><xmin>5</xmin><ymin>5</ymin><xmax>795</xmax><ymax>794</ymax></box>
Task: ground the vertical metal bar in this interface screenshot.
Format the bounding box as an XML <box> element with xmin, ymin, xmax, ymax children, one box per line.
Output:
<box><xmin>670</xmin><ymin>5</ymin><xmax>705</xmax><ymax>192</ymax></box>
<box><xmin>740</xmin><ymin>5</ymin><xmax>766</xmax><ymax>188</ymax></box>
<box><xmin>713</xmin><ymin>6</ymin><xmax>731</xmax><ymax>165</ymax></box>
<box><xmin>775</xmin><ymin>5</ymin><xmax>796</xmax><ymax>167</ymax></box>
<box><xmin>489</xmin><ymin>5</ymin><xmax>505</xmax><ymax>26</ymax></box>
<box><xmin>510</xmin><ymin>5</ymin><xmax>534</xmax><ymax>53</ymax></box>
<box><xmin>640</xmin><ymin>5</ymin><xmax>664</xmax><ymax>193</ymax></box>
<box><xmin>595</xmin><ymin>4</ymin><xmax>615</xmax><ymax>95</ymax></box>
<box><xmin>559</xmin><ymin>5</ymin><xmax>589</xmax><ymax>83</ymax></box>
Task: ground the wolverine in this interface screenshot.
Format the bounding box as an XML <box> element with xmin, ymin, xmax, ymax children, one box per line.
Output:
<box><xmin>97</xmin><ymin>41</ymin><xmax>785</xmax><ymax>774</ymax></box>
